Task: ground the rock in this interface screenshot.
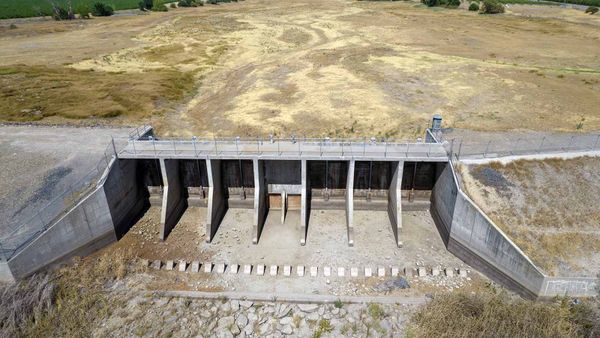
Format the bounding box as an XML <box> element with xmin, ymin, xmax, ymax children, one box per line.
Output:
<box><xmin>280</xmin><ymin>324</ymin><xmax>293</xmax><ymax>335</ymax></box>
<box><xmin>240</xmin><ymin>300</ymin><xmax>254</xmax><ymax>308</ymax></box>
<box><xmin>307</xmin><ymin>312</ymin><xmax>319</xmax><ymax>321</ymax></box>
<box><xmin>231</xmin><ymin>300</ymin><xmax>240</xmax><ymax>312</ymax></box>
<box><xmin>280</xmin><ymin>317</ymin><xmax>293</xmax><ymax>325</ymax></box>
<box><xmin>230</xmin><ymin>324</ymin><xmax>241</xmax><ymax>336</ymax></box>
<box><xmin>248</xmin><ymin>312</ymin><xmax>258</xmax><ymax>322</ymax></box>
<box><xmin>276</xmin><ymin>304</ymin><xmax>292</xmax><ymax>318</ymax></box>
<box><xmin>244</xmin><ymin>323</ymin><xmax>254</xmax><ymax>335</ymax></box>
<box><xmin>318</xmin><ymin>307</ymin><xmax>325</xmax><ymax>316</ymax></box>
<box><xmin>297</xmin><ymin>304</ymin><xmax>319</xmax><ymax>313</ymax></box>
<box><xmin>218</xmin><ymin>316</ymin><xmax>235</xmax><ymax>328</ymax></box>
<box><xmin>237</xmin><ymin>314</ymin><xmax>249</xmax><ymax>327</ymax></box>
<box><xmin>332</xmin><ymin>307</ymin><xmax>339</xmax><ymax>315</ymax></box>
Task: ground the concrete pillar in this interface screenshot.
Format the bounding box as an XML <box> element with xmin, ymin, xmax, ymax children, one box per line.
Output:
<box><xmin>0</xmin><ymin>261</ymin><xmax>15</xmax><ymax>283</ymax></box>
<box><xmin>300</xmin><ymin>159</ymin><xmax>308</xmax><ymax>245</ymax></box>
<box><xmin>346</xmin><ymin>160</ymin><xmax>355</xmax><ymax>246</ymax></box>
<box><xmin>206</xmin><ymin>159</ymin><xmax>227</xmax><ymax>243</ymax></box>
<box><xmin>281</xmin><ymin>190</ymin><xmax>286</xmax><ymax>224</ymax></box>
<box><xmin>159</xmin><ymin>159</ymin><xmax>187</xmax><ymax>240</ymax></box>
<box><xmin>388</xmin><ymin>161</ymin><xmax>404</xmax><ymax>247</ymax></box>
<box><xmin>253</xmin><ymin>159</ymin><xmax>267</xmax><ymax>244</ymax></box>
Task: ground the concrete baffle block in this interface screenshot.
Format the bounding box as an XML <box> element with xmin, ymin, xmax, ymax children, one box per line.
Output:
<box><xmin>337</xmin><ymin>267</ymin><xmax>345</xmax><ymax>277</ymax></box>
<box><xmin>365</xmin><ymin>267</ymin><xmax>373</xmax><ymax>277</ymax></box>
<box><xmin>243</xmin><ymin>264</ymin><xmax>252</xmax><ymax>275</ymax></box>
<box><xmin>191</xmin><ymin>261</ymin><xmax>200</xmax><ymax>273</ymax></box>
<box><xmin>152</xmin><ymin>260</ymin><xmax>162</xmax><ymax>270</ymax></box>
<box><xmin>404</xmin><ymin>267</ymin><xmax>416</xmax><ymax>277</ymax></box>
<box><xmin>256</xmin><ymin>264</ymin><xmax>265</xmax><ymax>276</ymax></box>
<box><xmin>377</xmin><ymin>267</ymin><xmax>386</xmax><ymax>277</ymax></box>
<box><xmin>178</xmin><ymin>260</ymin><xmax>187</xmax><ymax>272</ymax></box>
<box><xmin>203</xmin><ymin>262</ymin><xmax>213</xmax><ymax>273</ymax></box>
<box><xmin>297</xmin><ymin>266</ymin><xmax>305</xmax><ymax>277</ymax></box>
<box><xmin>350</xmin><ymin>267</ymin><xmax>358</xmax><ymax>277</ymax></box>
<box><xmin>391</xmin><ymin>267</ymin><xmax>400</xmax><ymax>277</ymax></box>
<box><xmin>141</xmin><ymin>259</ymin><xmax>150</xmax><ymax>268</ymax></box>
<box><xmin>283</xmin><ymin>265</ymin><xmax>292</xmax><ymax>276</ymax></box>
<box><xmin>216</xmin><ymin>263</ymin><xmax>226</xmax><ymax>274</ymax></box>
<box><xmin>432</xmin><ymin>268</ymin><xmax>440</xmax><ymax>276</ymax></box>
<box><xmin>459</xmin><ymin>268</ymin><xmax>468</xmax><ymax>278</ymax></box>
<box><xmin>270</xmin><ymin>265</ymin><xmax>278</xmax><ymax>276</ymax></box>
<box><xmin>445</xmin><ymin>268</ymin><xmax>454</xmax><ymax>277</ymax></box>
<box><xmin>165</xmin><ymin>260</ymin><xmax>175</xmax><ymax>271</ymax></box>
<box><xmin>418</xmin><ymin>267</ymin><xmax>426</xmax><ymax>277</ymax></box>
<box><xmin>310</xmin><ymin>267</ymin><xmax>318</xmax><ymax>277</ymax></box>
<box><xmin>324</xmin><ymin>266</ymin><xmax>331</xmax><ymax>277</ymax></box>
<box><xmin>230</xmin><ymin>264</ymin><xmax>239</xmax><ymax>274</ymax></box>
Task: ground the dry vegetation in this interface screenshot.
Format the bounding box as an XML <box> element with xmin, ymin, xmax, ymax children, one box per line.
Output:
<box><xmin>0</xmin><ymin>0</ymin><xmax>598</xmax><ymax>137</ymax></box>
<box><xmin>0</xmin><ymin>248</ymin><xmax>139</xmax><ymax>337</ymax></box>
<box><xmin>460</xmin><ymin>156</ymin><xmax>600</xmax><ymax>276</ymax></box>
<box><xmin>409</xmin><ymin>288</ymin><xmax>600</xmax><ymax>337</ymax></box>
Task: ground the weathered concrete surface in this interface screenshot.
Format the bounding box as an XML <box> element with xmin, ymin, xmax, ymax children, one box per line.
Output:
<box><xmin>300</xmin><ymin>160</ymin><xmax>309</xmax><ymax>245</ymax></box>
<box><xmin>159</xmin><ymin>159</ymin><xmax>187</xmax><ymax>240</ymax></box>
<box><xmin>388</xmin><ymin>161</ymin><xmax>403</xmax><ymax>247</ymax></box>
<box><xmin>253</xmin><ymin>159</ymin><xmax>267</xmax><ymax>244</ymax></box>
<box><xmin>431</xmin><ymin>162</ymin><xmax>598</xmax><ymax>299</ymax></box>
<box><xmin>206</xmin><ymin>159</ymin><xmax>227</xmax><ymax>243</ymax></box>
<box><xmin>0</xmin><ymin>261</ymin><xmax>14</xmax><ymax>282</ymax></box>
<box><xmin>6</xmin><ymin>185</ymin><xmax>117</xmax><ymax>279</ymax></box>
<box><xmin>346</xmin><ymin>160</ymin><xmax>355</xmax><ymax>246</ymax></box>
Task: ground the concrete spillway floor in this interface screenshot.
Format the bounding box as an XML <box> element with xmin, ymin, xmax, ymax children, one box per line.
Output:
<box><xmin>123</xmin><ymin>207</ymin><xmax>466</xmax><ymax>274</ymax></box>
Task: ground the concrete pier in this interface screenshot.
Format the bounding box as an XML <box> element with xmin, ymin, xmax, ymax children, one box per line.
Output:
<box><xmin>159</xmin><ymin>159</ymin><xmax>187</xmax><ymax>240</ymax></box>
<box><xmin>253</xmin><ymin>159</ymin><xmax>267</xmax><ymax>244</ymax></box>
<box><xmin>206</xmin><ymin>159</ymin><xmax>227</xmax><ymax>242</ymax></box>
<box><xmin>388</xmin><ymin>161</ymin><xmax>403</xmax><ymax>247</ymax></box>
<box><xmin>346</xmin><ymin>160</ymin><xmax>355</xmax><ymax>246</ymax></box>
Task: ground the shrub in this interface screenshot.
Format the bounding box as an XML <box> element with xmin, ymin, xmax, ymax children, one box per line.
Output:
<box><xmin>91</xmin><ymin>2</ymin><xmax>114</xmax><ymax>16</ymax></box>
<box><xmin>586</xmin><ymin>6</ymin><xmax>599</xmax><ymax>13</ymax></box>
<box><xmin>469</xmin><ymin>2</ymin><xmax>480</xmax><ymax>10</ymax></box>
<box><xmin>178</xmin><ymin>0</ymin><xmax>199</xmax><ymax>6</ymax></box>
<box><xmin>446</xmin><ymin>0</ymin><xmax>461</xmax><ymax>7</ymax></box>
<box><xmin>480</xmin><ymin>0</ymin><xmax>504</xmax><ymax>13</ymax></box>
<box><xmin>151</xmin><ymin>0</ymin><xmax>168</xmax><ymax>11</ymax></box>
<box><xmin>9</xmin><ymin>24</ymin><xmax>17</xmax><ymax>29</ymax></box>
<box><xmin>76</xmin><ymin>5</ymin><xmax>91</xmax><ymax>18</ymax></box>
<box><xmin>138</xmin><ymin>0</ymin><xmax>153</xmax><ymax>10</ymax></box>
<box><xmin>49</xmin><ymin>1</ymin><xmax>74</xmax><ymax>20</ymax></box>
<box><xmin>421</xmin><ymin>0</ymin><xmax>439</xmax><ymax>6</ymax></box>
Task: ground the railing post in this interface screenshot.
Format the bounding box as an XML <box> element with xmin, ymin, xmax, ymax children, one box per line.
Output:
<box><xmin>277</xmin><ymin>139</ymin><xmax>280</xmax><ymax>156</ymax></box>
<box><xmin>406</xmin><ymin>142</ymin><xmax>410</xmax><ymax>158</ymax></box>
<box><xmin>538</xmin><ymin>136</ymin><xmax>546</xmax><ymax>153</ymax></box>
<box><xmin>384</xmin><ymin>142</ymin><xmax>387</xmax><ymax>158</ymax></box>
<box><xmin>111</xmin><ymin>137</ymin><xmax>118</xmax><ymax>158</ymax></box>
<box><xmin>173</xmin><ymin>140</ymin><xmax>177</xmax><ymax>155</ymax></box>
<box><xmin>152</xmin><ymin>137</ymin><xmax>157</xmax><ymax>156</ymax></box>
<box><xmin>457</xmin><ymin>140</ymin><xmax>462</xmax><ymax>160</ymax></box>
<box><xmin>214</xmin><ymin>137</ymin><xmax>218</xmax><ymax>155</ymax></box>
<box><xmin>132</xmin><ymin>138</ymin><xmax>137</xmax><ymax>155</ymax></box>
<box><xmin>363</xmin><ymin>138</ymin><xmax>366</xmax><ymax>157</ymax></box>
<box><xmin>484</xmin><ymin>140</ymin><xmax>491</xmax><ymax>158</ymax></box>
<box><xmin>192</xmin><ymin>136</ymin><xmax>197</xmax><ymax>156</ymax></box>
<box><xmin>257</xmin><ymin>137</ymin><xmax>260</xmax><ymax>155</ymax></box>
<box><xmin>566</xmin><ymin>135</ymin><xmax>574</xmax><ymax>151</ymax></box>
<box><xmin>236</xmin><ymin>136</ymin><xmax>240</xmax><ymax>156</ymax></box>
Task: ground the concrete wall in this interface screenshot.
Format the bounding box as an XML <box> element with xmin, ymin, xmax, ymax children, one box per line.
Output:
<box><xmin>159</xmin><ymin>159</ymin><xmax>187</xmax><ymax>240</ymax></box>
<box><xmin>300</xmin><ymin>160</ymin><xmax>308</xmax><ymax>245</ymax></box>
<box><xmin>0</xmin><ymin>261</ymin><xmax>14</xmax><ymax>282</ymax></box>
<box><xmin>346</xmin><ymin>160</ymin><xmax>355</xmax><ymax>247</ymax></box>
<box><xmin>7</xmin><ymin>185</ymin><xmax>117</xmax><ymax>279</ymax></box>
<box><xmin>104</xmin><ymin>159</ymin><xmax>148</xmax><ymax>238</ymax></box>
<box><xmin>430</xmin><ymin>163</ymin><xmax>600</xmax><ymax>299</ymax></box>
<box><xmin>206</xmin><ymin>159</ymin><xmax>227</xmax><ymax>243</ymax></box>
<box><xmin>253</xmin><ymin>159</ymin><xmax>267</xmax><ymax>244</ymax></box>
<box><xmin>388</xmin><ymin>161</ymin><xmax>403</xmax><ymax>248</ymax></box>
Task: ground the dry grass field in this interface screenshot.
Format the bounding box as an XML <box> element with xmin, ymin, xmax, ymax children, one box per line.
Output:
<box><xmin>0</xmin><ymin>0</ymin><xmax>599</xmax><ymax>138</ymax></box>
<box><xmin>460</xmin><ymin>156</ymin><xmax>600</xmax><ymax>277</ymax></box>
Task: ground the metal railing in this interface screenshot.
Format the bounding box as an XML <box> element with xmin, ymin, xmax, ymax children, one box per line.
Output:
<box><xmin>444</xmin><ymin>133</ymin><xmax>600</xmax><ymax>162</ymax></box>
<box><xmin>117</xmin><ymin>136</ymin><xmax>448</xmax><ymax>159</ymax></box>
<box><xmin>0</xmin><ymin>136</ymin><xmax>128</xmax><ymax>261</ymax></box>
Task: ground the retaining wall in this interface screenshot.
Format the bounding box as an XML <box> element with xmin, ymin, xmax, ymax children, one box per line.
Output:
<box><xmin>431</xmin><ymin>162</ymin><xmax>598</xmax><ymax>299</ymax></box>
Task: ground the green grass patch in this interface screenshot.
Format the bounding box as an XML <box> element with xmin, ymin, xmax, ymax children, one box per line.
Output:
<box><xmin>0</xmin><ymin>0</ymin><xmax>141</xmax><ymax>19</ymax></box>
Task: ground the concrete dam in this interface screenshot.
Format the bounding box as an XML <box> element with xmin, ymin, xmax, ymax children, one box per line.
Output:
<box><xmin>0</xmin><ymin>123</ymin><xmax>596</xmax><ymax>300</ymax></box>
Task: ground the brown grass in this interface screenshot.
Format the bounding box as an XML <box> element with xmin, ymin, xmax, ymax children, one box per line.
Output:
<box><xmin>461</xmin><ymin>156</ymin><xmax>600</xmax><ymax>276</ymax></box>
<box><xmin>409</xmin><ymin>288</ymin><xmax>600</xmax><ymax>338</ymax></box>
<box><xmin>0</xmin><ymin>65</ymin><xmax>196</xmax><ymax>123</ymax></box>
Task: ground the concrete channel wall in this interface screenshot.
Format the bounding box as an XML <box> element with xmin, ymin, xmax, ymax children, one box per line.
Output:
<box><xmin>431</xmin><ymin>162</ymin><xmax>598</xmax><ymax>299</ymax></box>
